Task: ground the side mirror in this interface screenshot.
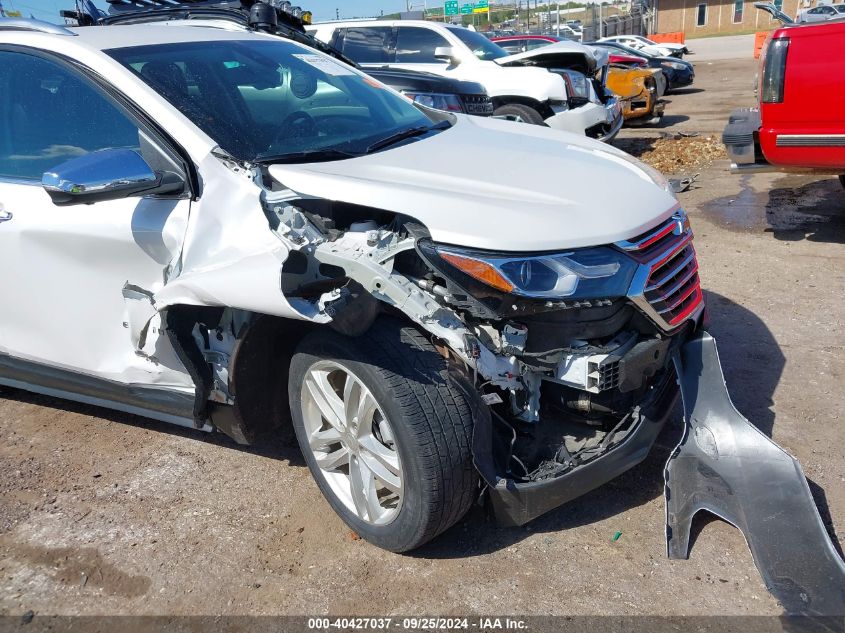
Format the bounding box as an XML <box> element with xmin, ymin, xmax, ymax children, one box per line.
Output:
<box><xmin>433</xmin><ymin>46</ymin><xmax>461</xmax><ymax>65</ymax></box>
<box><xmin>42</xmin><ymin>148</ymin><xmax>184</xmax><ymax>206</ymax></box>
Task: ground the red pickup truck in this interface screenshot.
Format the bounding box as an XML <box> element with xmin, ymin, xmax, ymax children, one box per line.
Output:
<box><xmin>722</xmin><ymin>8</ymin><xmax>845</xmax><ymax>188</ymax></box>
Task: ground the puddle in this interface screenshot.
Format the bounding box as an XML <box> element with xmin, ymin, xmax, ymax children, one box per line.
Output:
<box><xmin>702</xmin><ymin>174</ymin><xmax>845</xmax><ymax>241</ymax></box>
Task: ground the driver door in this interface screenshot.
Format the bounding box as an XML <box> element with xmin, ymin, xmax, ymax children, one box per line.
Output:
<box><xmin>0</xmin><ymin>49</ymin><xmax>194</xmax><ymax>393</ymax></box>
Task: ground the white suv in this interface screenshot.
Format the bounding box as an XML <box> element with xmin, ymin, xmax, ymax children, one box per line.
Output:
<box><xmin>310</xmin><ymin>20</ymin><xmax>623</xmax><ymax>140</ymax></box>
<box><xmin>0</xmin><ymin>18</ymin><xmax>697</xmax><ymax>551</ymax></box>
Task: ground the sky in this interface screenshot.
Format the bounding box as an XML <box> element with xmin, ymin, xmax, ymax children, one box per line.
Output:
<box><xmin>5</xmin><ymin>0</ymin><xmax>417</xmax><ymax>23</ymax></box>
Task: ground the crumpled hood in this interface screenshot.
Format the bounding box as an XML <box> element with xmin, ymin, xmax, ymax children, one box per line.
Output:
<box><xmin>494</xmin><ymin>40</ymin><xmax>608</xmax><ymax>74</ymax></box>
<box><xmin>268</xmin><ymin>116</ymin><xmax>677</xmax><ymax>252</ymax></box>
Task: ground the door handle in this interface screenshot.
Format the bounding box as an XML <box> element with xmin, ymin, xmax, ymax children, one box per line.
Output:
<box><xmin>0</xmin><ymin>209</ymin><xmax>12</xmax><ymax>223</ymax></box>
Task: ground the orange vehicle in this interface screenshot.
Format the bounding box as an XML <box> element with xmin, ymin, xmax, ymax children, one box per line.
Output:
<box><xmin>607</xmin><ymin>66</ymin><xmax>665</xmax><ymax>125</ymax></box>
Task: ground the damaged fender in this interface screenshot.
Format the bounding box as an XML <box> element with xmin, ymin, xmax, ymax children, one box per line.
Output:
<box><xmin>666</xmin><ymin>331</ymin><xmax>845</xmax><ymax>615</ymax></box>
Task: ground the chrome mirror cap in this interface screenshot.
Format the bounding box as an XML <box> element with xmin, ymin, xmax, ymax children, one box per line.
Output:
<box><xmin>42</xmin><ymin>148</ymin><xmax>179</xmax><ymax>206</ymax></box>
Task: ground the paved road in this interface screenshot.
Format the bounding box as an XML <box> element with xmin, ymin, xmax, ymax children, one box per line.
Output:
<box><xmin>686</xmin><ymin>33</ymin><xmax>757</xmax><ymax>61</ymax></box>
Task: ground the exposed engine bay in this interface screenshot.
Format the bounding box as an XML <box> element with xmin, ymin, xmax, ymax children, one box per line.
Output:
<box><xmin>237</xmin><ymin>162</ymin><xmax>702</xmax><ymax>498</ymax></box>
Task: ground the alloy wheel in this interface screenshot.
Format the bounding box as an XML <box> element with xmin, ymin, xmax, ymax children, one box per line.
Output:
<box><xmin>300</xmin><ymin>361</ymin><xmax>403</xmax><ymax>525</ymax></box>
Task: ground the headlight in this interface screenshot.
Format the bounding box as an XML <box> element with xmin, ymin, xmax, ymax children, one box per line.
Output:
<box><xmin>430</xmin><ymin>245</ymin><xmax>638</xmax><ymax>299</ymax></box>
<box><xmin>662</xmin><ymin>61</ymin><xmax>686</xmax><ymax>71</ymax></box>
<box><xmin>558</xmin><ymin>69</ymin><xmax>592</xmax><ymax>102</ymax></box>
<box><xmin>403</xmin><ymin>91</ymin><xmax>464</xmax><ymax>113</ymax></box>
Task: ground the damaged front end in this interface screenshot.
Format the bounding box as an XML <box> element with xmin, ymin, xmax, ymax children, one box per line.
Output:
<box><xmin>258</xmin><ymin>185</ymin><xmax>703</xmax><ymax>527</ymax></box>
<box><xmin>411</xmin><ymin>208</ymin><xmax>702</xmax><ymax>527</ymax></box>
<box><xmin>159</xmin><ymin>150</ymin><xmax>842</xmax><ymax>611</ymax></box>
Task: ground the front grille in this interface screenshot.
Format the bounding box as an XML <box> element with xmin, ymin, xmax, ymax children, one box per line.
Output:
<box><xmin>461</xmin><ymin>94</ymin><xmax>494</xmax><ymax>116</ymax></box>
<box><xmin>643</xmin><ymin>239</ymin><xmax>702</xmax><ymax>326</ymax></box>
<box><xmin>618</xmin><ymin>213</ymin><xmax>684</xmax><ymax>261</ymax></box>
<box><xmin>617</xmin><ymin>210</ymin><xmax>704</xmax><ymax>330</ymax></box>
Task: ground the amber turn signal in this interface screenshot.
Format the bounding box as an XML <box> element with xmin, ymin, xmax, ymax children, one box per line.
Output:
<box><xmin>439</xmin><ymin>252</ymin><xmax>514</xmax><ymax>293</ymax></box>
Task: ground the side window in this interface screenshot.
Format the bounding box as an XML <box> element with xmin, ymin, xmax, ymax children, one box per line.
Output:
<box><xmin>696</xmin><ymin>2</ymin><xmax>708</xmax><ymax>25</ymax></box>
<box><xmin>395</xmin><ymin>27</ymin><xmax>450</xmax><ymax>64</ymax></box>
<box><xmin>341</xmin><ymin>27</ymin><xmax>393</xmax><ymax>64</ymax></box>
<box><xmin>0</xmin><ymin>51</ymin><xmax>140</xmax><ymax>181</ymax></box>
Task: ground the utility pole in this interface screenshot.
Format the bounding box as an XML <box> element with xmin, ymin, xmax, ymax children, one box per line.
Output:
<box><xmin>598</xmin><ymin>1</ymin><xmax>603</xmax><ymax>37</ymax></box>
<box><xmin>556</xmin><ymin>1</ymin><xmax>560</xmax><ymax>35</ymax></box>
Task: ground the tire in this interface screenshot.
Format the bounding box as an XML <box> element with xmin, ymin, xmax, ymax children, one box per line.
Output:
<box><xmin>288</xmin><ymin>317</ymin><xmax>477</xmax><ymax>552</ymax></box>
<box><xmin>492</xmin><ymin>103</ymin><xmax>546</xmax><ymax>125</ymax></box>
<box><xmin>839</xmin><ymin>175</ymin><xmax>845</xmax><ymax>190</ymax></box>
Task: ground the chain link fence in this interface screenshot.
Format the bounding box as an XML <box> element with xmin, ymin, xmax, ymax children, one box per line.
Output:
<box><xmin>581</xmin><ymin>2</ymin><xmax>653</xmax><ymax>41</ymax></box>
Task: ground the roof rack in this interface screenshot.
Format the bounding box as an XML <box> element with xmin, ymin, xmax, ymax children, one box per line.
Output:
<box><xmin>0</xmin><ymin>17</ymin><xmax>78</xmax><ymax>35</ymax></box>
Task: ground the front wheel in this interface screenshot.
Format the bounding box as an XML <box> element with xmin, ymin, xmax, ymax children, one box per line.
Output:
<box><xmin>288</xmin><ymin>317</ymin><xmax>477</xmax><ymax>552</ymax></box>
<box><xmin>493</xmin><ymin>103</ymin><xmax>546</xmax><ymax>125</ymax></box>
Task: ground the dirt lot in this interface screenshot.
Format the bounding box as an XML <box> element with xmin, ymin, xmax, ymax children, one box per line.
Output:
<box><xmin>1</xmin><ymin>56</ymin><xmax>843</xmax><ymax>617</ymax></box>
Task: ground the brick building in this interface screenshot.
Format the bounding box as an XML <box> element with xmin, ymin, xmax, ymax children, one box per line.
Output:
<box><xmin>654</xmin><ymin>0</ymin><xmax>807</xmax><ymax>35</ymax></box>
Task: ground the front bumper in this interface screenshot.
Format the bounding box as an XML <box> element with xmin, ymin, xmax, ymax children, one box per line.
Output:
<box><xmin>544</xmin><ymin>98</ymin><xmax>624</xmax><ymax>143</ymax></box>
<box><xmin>666</xmin><ymin>69</ymin><xmax>694</xmax><ymax>90</ymax></box>
<box><xmin>622</xmin><ymin>94</ymin><xmax>665</xmax><ymax>124</ymax></box>
<box><xmin>668</xmin><ymin>332</ymin><xmax>845</xmax><ymax>615</ymax></box>
<box><xmin>480</xmin><ymin>366</ymin><xmax>679</xmax><ymax>527</ymax></box>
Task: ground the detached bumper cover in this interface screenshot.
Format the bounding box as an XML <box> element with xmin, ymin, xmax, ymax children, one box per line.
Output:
<box><xmin>667</xmin><ymin>332</ymin><xmax>845</xmax><ymax>616</ymax></box>
<box><xmin>480</xmin><ymin>368</ymin><xmax>679</xmax><ymax>527</ymax></box>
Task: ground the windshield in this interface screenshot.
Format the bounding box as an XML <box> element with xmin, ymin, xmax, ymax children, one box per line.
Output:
<box><xmin>107</xmin><ymin>39</ymin><xmax>439</xmax><ymax>162</ymax></box>
<box><xmin>446</xmin><ymin>27</ymin><xmax>509</xmax><ymax>61</ymax></box>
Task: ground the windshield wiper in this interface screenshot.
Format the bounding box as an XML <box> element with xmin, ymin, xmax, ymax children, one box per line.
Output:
<box><xmin>365</xmin><ymin>120</ymin><xmax>451</xmax><ymax>154</ymax></box>
<box><xmin>254</xmin><ymin>148</ymin><xmax>359</xmax><ymax>164</ymax></box>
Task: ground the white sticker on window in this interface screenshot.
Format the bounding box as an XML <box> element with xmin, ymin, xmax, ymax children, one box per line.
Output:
<box><xmin>292</xmin><ymin>54</ymin><xmax>355</xmax><ymax>76</ymax></box>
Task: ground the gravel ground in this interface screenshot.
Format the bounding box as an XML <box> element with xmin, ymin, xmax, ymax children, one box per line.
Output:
<box><xmin>1</xmin><ymin>57</ymin><xmax>843</xmax><ymax>618</ymax></box>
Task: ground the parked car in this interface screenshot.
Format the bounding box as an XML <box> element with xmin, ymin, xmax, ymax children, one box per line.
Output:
<box><xmin>492</xmin><ymin>35</ymin><xmax>668</xmax><ymax>99</ymax></box>
<box><xmin>0</xmin><ymin>16</ymin><xmax>696</xmax><ymax>552</ymax></box>
<box><xmin>598</xmin><ymin>34</ymin><xmax>687</xmax><ymax>58</ymax></box>
<box><xmin>722</xmin><ymin>12</ymin><xmax>845</xmax><ymax>187</ymax></box>
<box><xmin>796</xmin><ymin>3</ymin><xmax>843</xmax><ymax>21</ymax></box>
<box><xmin>310</xmin><ymin>20</ymin><xmax>623</xmax><ymax>141</ymax></box>
<box><xmin>607</xmin><ymin>65</ymin><xmax>665</xmax><ymax>124</ymax></box>
<box><xmin>85</xmin><ymin>0</ymin><xmax>494</xmax><ymax>117</ymax></box>
<box><xmin>606</xmin><ymin>52</ymin><xmax>666</xmax><ymax>96</ymax></box>
<box><xmin>590</xmin><ymin>41</ymin><xmax>694</xmax><ymax>91</ymax></box>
